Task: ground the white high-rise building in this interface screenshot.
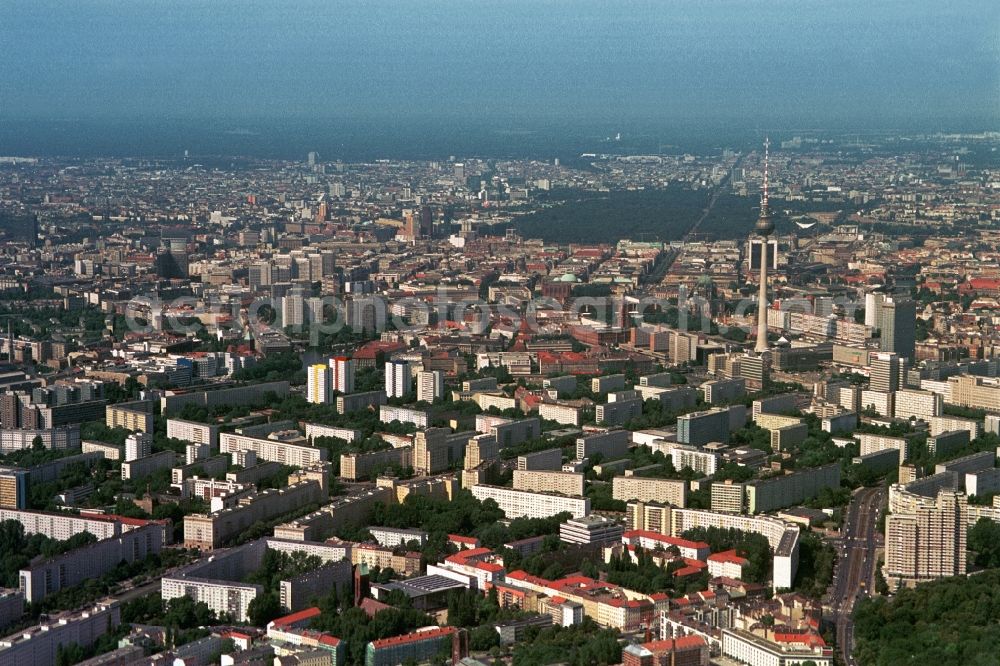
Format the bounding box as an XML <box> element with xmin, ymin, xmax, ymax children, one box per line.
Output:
<box><xmin>307</xmin><ymin>364</ymin><xmax>331</xmax><ymax>404</ymax></box>
<box><xmin>306</xmin><ymin>297</ymin><xmax>325</xmax><ymax>325</ymax></box>
<box><xmin>870</xmin><ymin>352</ymin><xmax>903</xmax><ymax>393</ymax></box>
<box><xmin>125</xmin><ymin>432</ymin><xmax>152</xmax><ymax>462</ymax></box>
<box><xmin>885</xmin><ymin>490</ymin><xmax>967</xmax><ymax>589</ymax></box>
<box><xmin>894</xmin><ymin>389</ymin><xmax>943</xmax><ymax>421</ymax></box>
<box><xmin>281</xmin><ymin>292</ymin><xmax>305</xmax><ymax>328</ymax></box>
<box><xmin>416</xmin><ymin>370</ymin><xmax>445</xmax><ymax>403</ymax></box>
<box><xmin>330</xmin><ymin>356</ymin><xmax>355</xmax><ymax>395</ymax></box>
<box><xmin>385</xmin><ymin>360</ymin><xmax>412</xmax><ymax>398</ymax></box>
<box><xmin>865</xmin><ymin>292</ymin><xmax>885</xmax><ymax>329</ymax></box>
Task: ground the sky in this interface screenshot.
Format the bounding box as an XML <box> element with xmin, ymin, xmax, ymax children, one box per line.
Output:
<box><xmin>0</xmin><ymin>0</ymin><xmax>997</xmax><ymax>133</ymax></box>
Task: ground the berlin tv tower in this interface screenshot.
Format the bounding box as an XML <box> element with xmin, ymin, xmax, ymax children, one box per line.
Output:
<box><xmin>754</xmin><ymin>138</ymin><xmax>774</xmax><ymax>355</ymax></box>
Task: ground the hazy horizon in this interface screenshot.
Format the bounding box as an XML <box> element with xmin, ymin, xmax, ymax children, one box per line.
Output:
<box><xmin>1</xmin><ymin>0</ymin><xmax>997</xmax><ymax>158</ymax></box>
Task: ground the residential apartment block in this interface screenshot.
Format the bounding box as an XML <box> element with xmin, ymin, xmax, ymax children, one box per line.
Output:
<box><xmin>219</xmin><ymin>432</ymin><xmax>325</xmax><ymax>468</ymax></box>
<box><xmin>512</xmin><ymin>470</ymin><xmax>585</xmax><ymax>496</ymax></box>
<box><xmin>612</xmin><ymin>476</ymin><xmax>688</xmax><ymax>507</ymax></box>
<box><xmin>470</xmin><ymin>485</ymin><xmax>591</xmax><ymax>519</ymax></box>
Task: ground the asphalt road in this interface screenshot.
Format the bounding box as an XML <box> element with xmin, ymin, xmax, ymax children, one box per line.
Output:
<box><xmin>829</xmin><ymin>486</ymin><xmax>885</xmax><ymax>665</ymax></box>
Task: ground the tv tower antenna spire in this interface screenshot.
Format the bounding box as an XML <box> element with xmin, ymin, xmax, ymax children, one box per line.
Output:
<box><xmin>754</xmin><ymin>137</ymin><xmax>774</xmax><ymax>354</ymax></box>
<box><xmin>755</xmin><ymin>137</ymin><xmax>774</xmax><ymax>236</ymax></box>
<box><xmin>762</xmin><ymin>136</ymin><xmax>769</xmax><ymax>211</ymax></box>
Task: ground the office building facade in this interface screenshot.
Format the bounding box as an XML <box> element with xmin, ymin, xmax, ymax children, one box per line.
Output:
<box><xmin>677</xmin><ymin>409</ymin><xmax>730</xmax><ymax>447</ymax></box>
<box><xmin>878</xmin><ymin>298</ymin><xmax>916</xmax><ymax>361</ymax></box>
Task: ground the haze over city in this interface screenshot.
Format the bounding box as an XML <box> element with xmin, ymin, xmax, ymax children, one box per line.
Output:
<box><xmin>1</xmin><ymin>0</ymin><xmax>997</xmax><ymax>158</ymax></box>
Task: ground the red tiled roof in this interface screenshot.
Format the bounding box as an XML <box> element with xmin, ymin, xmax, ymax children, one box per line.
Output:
<box><xmin>969</xmin><ymin>277</ymin><xmax>1000</xmax><ymax>290</ymax></box>
<box><xmin>475</xmin><ymin>561</ymin><xmax>504</xmax><ymax>573</ymax></box>
<box><xmin>707</xmin><ymin>549</ymin><xmax>749</xmax><ymax>565</ymax></box>
<box><xmin>506</xmin><ymin>570</ymin><xmax>551</xmax><ymax>587</ymax></box>
<box><xmin>447</xmin><ymin>534</ymin><xmax>481</xmax><ymax>545</ymax></box>
<box><xmin>353</xmin><ymin>341</ymin><xmax>405</xmax><ymax>359</ymax></box>
<box><xmin>551</xmin><ymin>575</ymin><xmax>609</xmax><ymax>590</ymax></box>
<box><xmin>642</xmin><ymin>636</ymin><xmax>707</xmax><ymax>653</ymax></box>
<box><xmin>369</xmin><ymin>626</ymin><xmax>457</xmax><ymax>650</ymax></box>
<box><xmin>605</xmin><ymin>597</ymin><xmax>651</xmax><ymax>609</ymax></box>
<box><xmin>520</xmin><ymin>394</ymin><xmax>544</xmax><ymax>408</ymax></box>
<box><xmin>774</xmin><ymin>632</ymin><xmax>827</xmax><ymax>648</ymax></box>
<box><xmin>492</xmin><ymin>583</ymin><xmax>526</xmax><ymax>597</ymax></box>
<box><xmin>277</xmin><ymin>627</ymin><xmax>341</xmax><ymax>647</ymax></box>
<box><xmin>536</xmin><ymin>351</ymin><xmax>559</xmax><ymax>364</ymax></box>
<box><xmin>673</xmin><ymin>565</ymin><xmax>703</xmax><ymax>578</ymax></box>
<box><xmin>623</xmin><ymin>530</ymin><xmax>709</xmax><ymax>551</ymax></box>
<box><xmin>446</xmin><ymin>546</ymin><xmax>492</xmax><ymax>561</ymax></box>
<box><xmin>360</xmin><ymin>597</ymin><xmax>392</xmax><ymax>618</ymax></box>
<box><xmin>270</xmin><ymin>607</ymin><xmax>321</xmax><ymax>628</ymax></box>
<box><xmin>78</xmin><ymin>512</ymin><xmax>168</xmax><ymax>527</ymax></box>
<box><xmin>710</xmin><ymin>576</ymin><xmax>750</xmax><ymax>588</ymax></box>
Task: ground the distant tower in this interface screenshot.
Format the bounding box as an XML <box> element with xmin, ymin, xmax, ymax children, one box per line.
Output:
<box><xmin>354</xmin><ymin>563</ymin><xmax>370</xmax><ymax>606</ymax></box>
<box><xmin>330</xmin><ymin>356</ymin><xmax>355</xmax><ymax>395</ymax></box>
<box><xmin>754</xmin><ymin>138</ymin><xmax>774</xmax><ymax>355</ymax></box>
<box><xmin>385</xmin><ymin>360</ymin><xmax>412</xmax><ymax>398</ymax></box>
<box><xmin>403</xmin><ymin>209</ymin><xmax>419</xmax><ymax>240</ymax></box>
<box><xmin>878</xmin><ymin>297</ymin><xmax>917</xmax><ymax>362</ymax></box>
<box><xmin>419</xmin><ymin>205</ymin><xmax>434</xmax><ymax>238</ymax></box>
